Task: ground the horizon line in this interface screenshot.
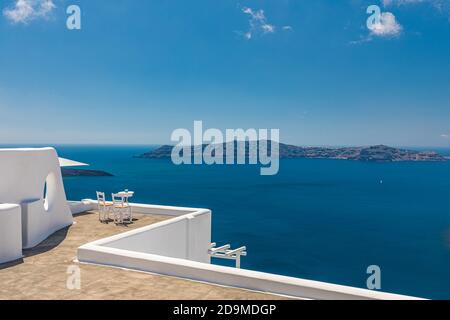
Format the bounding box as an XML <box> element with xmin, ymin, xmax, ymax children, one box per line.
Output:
<box><xmin>1</xmin><ymin>142</ymin><xmax>449</xmax><ymax>150</ymax></box>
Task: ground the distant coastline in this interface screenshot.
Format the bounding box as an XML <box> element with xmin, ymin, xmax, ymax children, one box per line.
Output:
<box><xmin>61</xmin><ymin>168</ymin><xmax>113</xmax><ymax>177</ymax></box>
<box><xmin>136</xmin><ymin>142</ymin><xmax>448</xmax><ymax>162</ymax></box>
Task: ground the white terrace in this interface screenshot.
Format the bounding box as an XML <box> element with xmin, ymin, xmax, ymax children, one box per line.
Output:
<box><xmin>0</xmin><ymin>147</ymin><xmax>422</xmax><ymax>300</ymax></box>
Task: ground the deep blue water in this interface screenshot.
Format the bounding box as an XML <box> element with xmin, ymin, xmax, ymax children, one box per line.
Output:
<box><xmin>25</xmin><ymin>145</ymin><xmax>450</xmax><ymax>299</ymax></box>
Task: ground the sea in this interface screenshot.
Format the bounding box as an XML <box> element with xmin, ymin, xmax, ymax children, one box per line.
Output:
<box><xmin>6</xmin><ymin>144</ymin><xmax>450</xmax><ymax>299</ymax></box>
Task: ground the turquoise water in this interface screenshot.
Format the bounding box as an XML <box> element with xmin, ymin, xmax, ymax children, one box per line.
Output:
<box><xmin>38</xmin><ymin>145</ymin><xmax>450</xmax><ymax>299</ymax></box>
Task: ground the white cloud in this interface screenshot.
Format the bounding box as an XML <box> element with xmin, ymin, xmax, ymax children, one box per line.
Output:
<box><xmin>441</xmin><ymin>134</ymin><xmax>450</xmax><ymax>139</ymax></box>
<box><xmin>368</xmin><ymin>12</ymin><xmax>403</xmax><ymax>37</ymax></box>
<box><xmin>3</xmin><ymin>0</ymin><xmax>56</xmax><ymax>24</ymax></box>
<box><xmin>242</xmin><ymin>7</ymin><xmax>274</xmax><ymax>38</ymax></box>
<box><xmin>239</xmin><ymin>7</ymin><xmax>291</xmax><ymax>40</ymax></box>
<box><xmin>261</xmin><ymin>23</ymin><xmax>275</xmax><ymax>33</ymax></box>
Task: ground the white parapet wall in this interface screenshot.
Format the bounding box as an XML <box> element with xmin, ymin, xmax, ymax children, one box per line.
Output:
<box><xmin>0</xmin><ymin>148</ymin><xmax>73</xmax><ymax>251</ymax></box>
<box><xmin>0</xmin><ymin>204</ymin><xmax>23</xmax><ymax>264</ymax></box>
<box><xmin>77</xmin><ymin>201</ymin><xmax>211</xmax><ymax>263</ymax></box>
<box><xmin>77</xmin><ymin>202</ymin><xmax>422</xmax><ymax>300</ymax></box>
<box><xmin>68</xmin><ymin>200</ymin><xmax>97</xmax><ymax>215</ymax></box>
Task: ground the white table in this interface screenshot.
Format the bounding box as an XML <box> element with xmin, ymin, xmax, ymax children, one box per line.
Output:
<box><xmin>116</xmin><ymin>191</ymin><xmax>134</xmax><ymax>207</ymax></box>
<box><xmin>113</xmin><ymin>191</ymin><xmax>134</xmax><ymax>224</ymax></box>
<box><xmin>116</xmin><ymin>191</ymin><xmax>134</xmax><ymax>200</ymax></box>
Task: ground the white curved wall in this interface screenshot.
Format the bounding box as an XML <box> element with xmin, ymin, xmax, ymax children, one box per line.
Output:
<box><xmin>0</xmin><ymin>148</ymin><xmax>73</xmax><ymax>250</ymax></box>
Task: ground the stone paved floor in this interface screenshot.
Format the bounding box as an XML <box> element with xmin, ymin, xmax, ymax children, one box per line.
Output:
<box><xmin>0</xmin><ymin>211</ymin><xmax>287</xmax><ymax>300</ymax></box>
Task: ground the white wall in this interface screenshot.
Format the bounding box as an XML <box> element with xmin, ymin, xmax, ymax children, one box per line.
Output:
<box><xmin>68</xmin><ymin>200</ymin><xmax>96</xmax><ymax>215</ymax></box>
<box><xmin>78</xmin><ymin>200</ymin><xmax>211</xmax><ymax>263</ymax></box>
<box><xmin>0</xmin><ymin>148</ymin><xmax>73</xmax><ymax>251</ymax></box>
<box><xmin>186</xmin><ymin>212</ymin><xmax>211</xmax><ymax>263</ymax></box>
<box><xmin>0</xmin><ymin>204</ymin><xmax>22</xmax><ymax>264</ymax></box>
<box><xmin>94</xmin><ymin>210</ymin><xmax>211</xmax><ymax>263</ymax></box>
<box><xmin>78</xmin><ymin>245</ymin><xmax>421</xmax><ymax>300</ymax></box>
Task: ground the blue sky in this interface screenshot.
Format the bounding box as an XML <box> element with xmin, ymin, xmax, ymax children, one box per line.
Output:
<box><xmin>0</xmin><ymin>0</ymin><xmax>449</xmax><ymax>147</ymax></box>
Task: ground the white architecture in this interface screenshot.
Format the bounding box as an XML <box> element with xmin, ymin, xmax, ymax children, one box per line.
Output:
<box><xmin>0</xmin><ymin>148</ymin><xmax>73</xmax><ymax>262</ymax></box>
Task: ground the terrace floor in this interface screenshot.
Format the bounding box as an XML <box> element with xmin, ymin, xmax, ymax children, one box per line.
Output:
<box><xmin>0</xmin><ymin>211</ymin><xmax>286</xmax><ymax>300</ymax></box>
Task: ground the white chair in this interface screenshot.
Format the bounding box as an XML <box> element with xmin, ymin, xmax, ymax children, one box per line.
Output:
<box><xmin>96</xmin><ymin>191</ymin><xmax>112</xmax><ymax>222</ymax></box>
<box><xmin>111</xmin><ymin>193</ymin><xmax>132</xmax><ymax>224</ymax></box>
